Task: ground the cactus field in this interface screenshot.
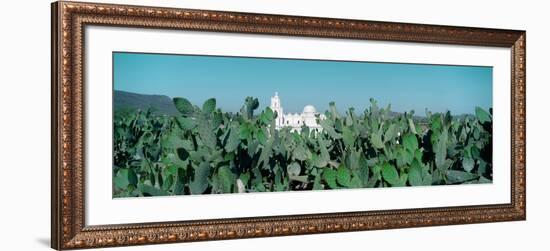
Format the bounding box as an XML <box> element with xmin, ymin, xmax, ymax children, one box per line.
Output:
<box><xmin>113</xmin><ymin>97</ymin><xmax>492</xmax><ymax>197</ymax></box>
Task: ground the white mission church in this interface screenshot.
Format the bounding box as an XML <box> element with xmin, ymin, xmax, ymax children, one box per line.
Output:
<box><xmin>269</xmin><ymin>92</ymin><xmax>326</xmax><ymax>131</ymax></box>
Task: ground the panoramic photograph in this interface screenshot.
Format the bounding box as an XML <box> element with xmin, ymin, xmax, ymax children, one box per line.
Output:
<box><xmin>112</xmin><ymin>52</ymin><xmax>493</xmax><ymax>198</ymax></box>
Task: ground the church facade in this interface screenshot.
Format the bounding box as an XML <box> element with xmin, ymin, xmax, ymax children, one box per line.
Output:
<box><xmin>269</xmin><ymin>92</ymin><xmax>325</xmax><ymax>131</ymax></box>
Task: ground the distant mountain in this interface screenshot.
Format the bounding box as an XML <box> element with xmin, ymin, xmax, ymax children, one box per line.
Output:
<box><xmin>114</xmin><ymin>90</ymin><xmax>179</xmax><ymax>116</ymax></box>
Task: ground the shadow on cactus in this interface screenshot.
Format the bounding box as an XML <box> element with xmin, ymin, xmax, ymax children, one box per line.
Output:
<box><xmin>113</xmin><ymin>97</ymin><xmax>492</xmax><ymax>197</ymax></box>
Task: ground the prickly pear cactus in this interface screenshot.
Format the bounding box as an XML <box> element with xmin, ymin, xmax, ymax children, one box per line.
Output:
<box><xmin>113</xmin><ymin>97</ymin><xmax>492</xmax><ymax>197</ymax></box>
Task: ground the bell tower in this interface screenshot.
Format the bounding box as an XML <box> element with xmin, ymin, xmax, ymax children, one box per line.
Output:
<box><xmin>270</xmin><ymin>92</ymin><xmax>283</xmax><ymax>127</ymax></box>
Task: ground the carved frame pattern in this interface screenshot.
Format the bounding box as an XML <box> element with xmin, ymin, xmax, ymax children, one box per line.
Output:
<box><xmin>51</xmin><ymin>1</ymin><xmax>526</xmax><ymax>249</ymax></box>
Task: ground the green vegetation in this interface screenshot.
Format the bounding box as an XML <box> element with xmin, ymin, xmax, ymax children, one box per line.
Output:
<box><xmin>113</xmin><ymin>97</ymin><xmax>492</xmax><ymax>197</ymax></box>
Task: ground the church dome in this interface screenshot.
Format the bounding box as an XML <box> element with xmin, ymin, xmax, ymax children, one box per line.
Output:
<box><xmin>303</xmin><ymin>105</ymin><xmax>316</xmax><ymax>114</ymax></box>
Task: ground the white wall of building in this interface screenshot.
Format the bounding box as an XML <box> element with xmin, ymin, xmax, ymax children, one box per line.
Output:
<box><xmin>270</xmin><ymin>92</ymin><xmax>324</xmax><ymax>131</ymax></box>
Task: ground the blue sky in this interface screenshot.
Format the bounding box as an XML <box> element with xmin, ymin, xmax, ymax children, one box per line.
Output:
<box><xmin>113</xmin><ymin>52</ymin><xmax>492</xmax><ymax>115</ymax></box>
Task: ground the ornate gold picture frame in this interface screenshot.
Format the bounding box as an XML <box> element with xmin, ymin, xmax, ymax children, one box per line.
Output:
<box><xmin>51</xmin><ymin>1</ymin><xmax>526</xmax><ymax>249</ymax></box>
